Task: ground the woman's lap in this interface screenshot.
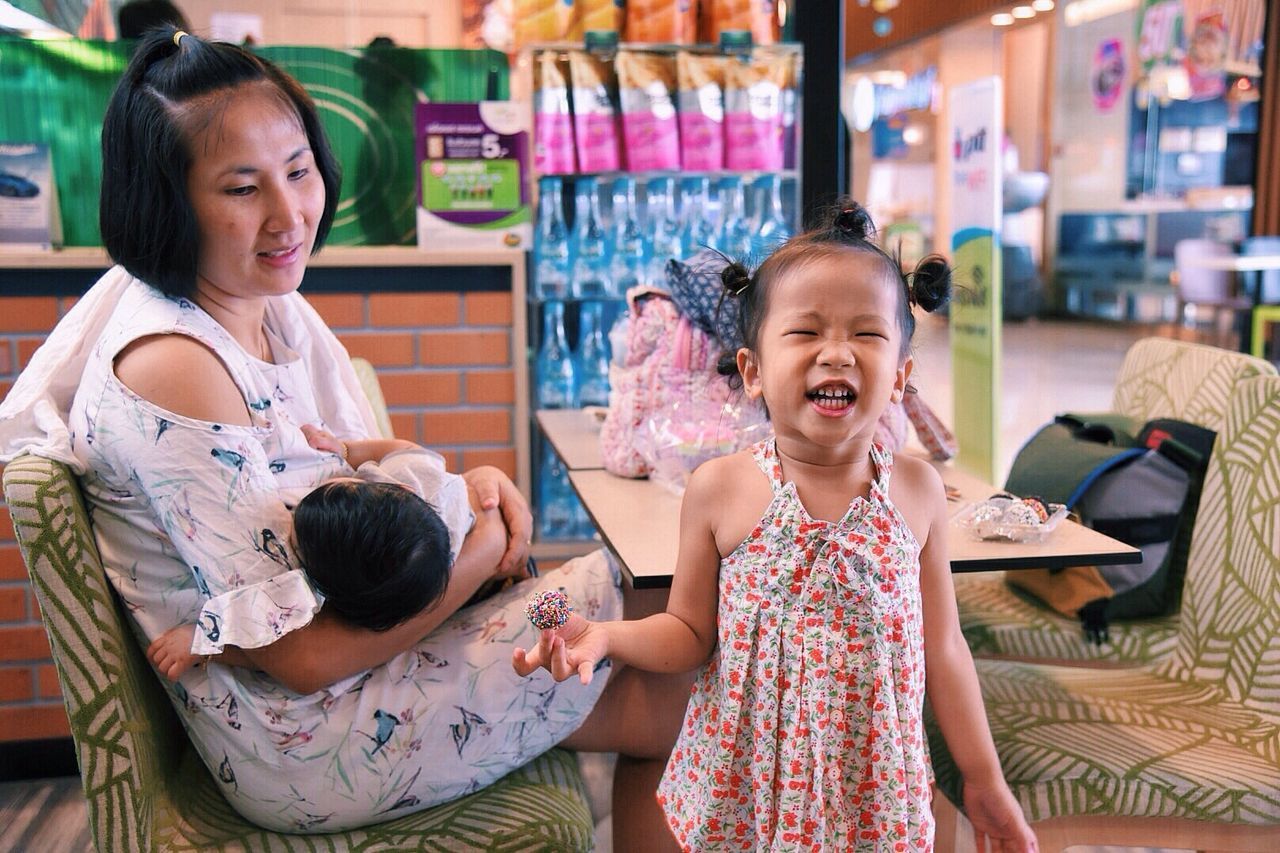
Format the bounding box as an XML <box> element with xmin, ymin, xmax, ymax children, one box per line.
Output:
<box><xmin>221</xmin><ymin>549</ymin><xmax>623</xmax><ymax>832</ymax></box>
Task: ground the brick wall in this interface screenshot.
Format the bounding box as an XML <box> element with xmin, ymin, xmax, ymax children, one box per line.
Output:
<box><xmin>0</xmin><ymin>289</ymin><xmax>517</xmax><ymax>744</ymax></box>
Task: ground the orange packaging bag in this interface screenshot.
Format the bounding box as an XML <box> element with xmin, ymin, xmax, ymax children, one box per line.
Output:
<box><xmin>616</xmin><ymin>51</ymin><xmax>681</xmax><ymax>171</ymax></box>
<box><xmin>703</xmin><ymin>0</ymin><xmax>777</xmax><ymax>45</ymax></box>
<box><xmin>723</xmin><ymin>50</ymin><xmax>790</xmax><ymax>170</ymax></box>
<box><xmin>568</xmin><ymin>50</ymin><xmax>621</xmax><ymax>172</ymax></box>
<box><xmin>514</xmin><ymin>0</ymin><xmax>574</xmax><ymax>49</ymax></box>
<box><xmin>569</xmin><ymin>0</ymin><xmax>623</xmax><ymax>38</ymax></box>
<box><xmin>534</xmin><ymin>52</ymin><xmax>577</xmax><ymax>174</ymax></box>
<box><xmin>625</xmin><ymin>0</ymin><xmax>699</xmax><ymax>44</ymax></box>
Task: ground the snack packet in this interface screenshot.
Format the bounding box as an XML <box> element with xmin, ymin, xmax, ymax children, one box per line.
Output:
<box><xmin>568</xmin><ymin>50</ymin><xmax>621</xmax><ymax>173</ymax></box>
<box><xmin>616</xmin><ymin>51</ymin><xmax>681</xmax><ymax>172</ymax></box>
<box><xmin>676</xmin><ymin>51</ymin><xmax>727</xmax><ymax>171</ymax></box>
<box><xmin>533</xmin><ymin>52</ymin><xmax>577</xmax><ymax>174</ymax></box>
<box><xmin>625</xmin><ymin>0</ymin><xmax>699</xmax><ymax>44</ymax></box>
<box><xmin>703</xmin><ymin>0</ymin><xmax>778</xmax><ymax>46</ymax></box>
<box><xmin>569</xmin><ymin>0</ymin><xmax>624</xmax><ymax>38</ymax></box>
<box><xmin>724</xmin><ymin>51</ymin><xmax>790</xmax><ymax>170</ymax></box>
<box><xmin>514</xmin><ymin>0</ymin><xmax>574</xmax><ymax>49</ymax></box>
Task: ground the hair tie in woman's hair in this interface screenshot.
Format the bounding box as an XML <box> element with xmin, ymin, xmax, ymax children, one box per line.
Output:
<box><xmin>172</xmin><ymin>30</ymin><xmax>188</xmax><ymax>47</ymax></box>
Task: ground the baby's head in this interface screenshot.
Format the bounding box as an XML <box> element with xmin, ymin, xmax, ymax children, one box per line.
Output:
<box><xmin>293</xmin><ymin>479</ymin><xmax>451</xmax><ymax>632</ymax></box>
<box><xmin>718</xmin><ymin>201</ymin><xmax>952</xmax><ymax>435</ymax></box>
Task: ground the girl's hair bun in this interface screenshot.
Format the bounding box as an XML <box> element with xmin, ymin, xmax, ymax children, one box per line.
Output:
<box><xmin>909</xmin><ymin>254</ymin><xmax>952</xmax><ymax>313</ymax></box>
<box><xmin>720</xmin><ymin>260</ymin><xmax>753</xmax><ymax>297</ymax></box>
<box><xmin>832</xmin><ymin>203</ymin><xmax>875</xmax><ymax>241</ymax></box>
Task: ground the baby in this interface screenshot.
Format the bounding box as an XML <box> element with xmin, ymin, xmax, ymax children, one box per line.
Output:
<box><xmin>148</xmin><ymin>424</ymin><xmax>481</xmax><ymax>680</ymax></box>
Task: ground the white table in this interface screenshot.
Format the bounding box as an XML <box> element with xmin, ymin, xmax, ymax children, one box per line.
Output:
<box><xmin>542</xmin><ymin>410</ymin><xmax>1141</xmax><ymax>589</ymax></box>
<box><xmin>1179</xmin><ymin>253</ymin><xmax>1280</xmax><ymax>272</ymax></box>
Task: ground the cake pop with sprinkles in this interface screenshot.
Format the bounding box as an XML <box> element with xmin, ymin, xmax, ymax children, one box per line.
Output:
<box><xmin>526</xmin><ymin>589</ymin><xmax>572</xmax><ymax>630</ymax></box>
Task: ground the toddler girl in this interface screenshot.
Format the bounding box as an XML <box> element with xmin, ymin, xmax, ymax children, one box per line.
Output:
<box><xmin>514</xmin><ymin>203</ymin><xmax>1037</xmax><ymax>851</ymax></box>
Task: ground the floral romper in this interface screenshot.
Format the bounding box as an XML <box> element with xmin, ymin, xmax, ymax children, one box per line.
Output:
<box><xmin>658</xmin><ymin>439</ymin><xmax>934</xmax><ymax>851</ymax></box>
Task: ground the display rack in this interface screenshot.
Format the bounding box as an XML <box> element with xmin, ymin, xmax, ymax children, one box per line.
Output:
<box><xmin>514</xmin><ymin>39</ymin><xmax>805</xmax><ymax>550</ymax></box>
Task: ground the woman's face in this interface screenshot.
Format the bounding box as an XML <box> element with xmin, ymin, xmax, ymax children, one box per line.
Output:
<box><xmin>185</xmin><ymin>84</ymin><xmax>326</xmax><ymax>302</ymax></box>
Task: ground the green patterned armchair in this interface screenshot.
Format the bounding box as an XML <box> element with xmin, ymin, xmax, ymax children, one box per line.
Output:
<box><xmin>3</xmin><ymin>358</ymin><xmax>595</xmax><ymax>852</ymax></box>
<box><xmin>954</xmin><ymin>337</ymin><xmax>1277</xmax><ymax>664</ymax></box>
<box><xmin>930</xmin><ymin>374</ymin><xmax>1280</xmax><ymax>851</ymax></box>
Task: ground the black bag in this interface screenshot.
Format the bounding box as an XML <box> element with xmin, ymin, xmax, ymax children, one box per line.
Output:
<box><xmin>1003</xmin><ymin>413</ymin><xmax>1216</xmax><ymax>643</ymax></box>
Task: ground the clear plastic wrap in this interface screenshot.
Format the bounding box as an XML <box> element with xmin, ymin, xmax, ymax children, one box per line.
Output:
<box><xmin>642</xmin><ymin>397</ymin><xmax>771</xmax><ymax>495</ymax></box>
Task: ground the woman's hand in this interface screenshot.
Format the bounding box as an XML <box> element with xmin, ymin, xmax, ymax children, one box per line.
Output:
<box><xmin>300</xmin><ymin>423</ymin><xmax>344</xmax><ymax>456</ymax></box>
<box><xmin>962</xmin><ymin>780</ymin><xmax>1039</xmax><ymax>852</ymax></box>
<box><xmin>462</xmin><ymin>466</ymin><xmax>533</xmax><ymax>578</ymax></box>
<box><xmin>512</xmin><ymin>613</ymin><xmax>608</xmax><ymax>685</ymax></box>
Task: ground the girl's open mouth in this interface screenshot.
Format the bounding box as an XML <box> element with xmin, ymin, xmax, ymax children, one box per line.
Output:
<box><xmin>806</xmin><ymin>384</ymin><xmax>855</xmax><ymax>413</ymax></box>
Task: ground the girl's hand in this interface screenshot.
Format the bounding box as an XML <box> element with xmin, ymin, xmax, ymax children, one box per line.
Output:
<box><xmin>963</xmin><ymin>781</ymin><xmax>1039</xmax><ymax>852</ymax></box>
<box><xmin>147</xmin><ymin>624</ymin><xmax>202</xmax><ymax>682</ymax></box>
<box><xmin>511</xmin><ymin>613</ymin><xmax>608</xmax><ymax>685</ymax></box>
<box><xmin>300</xmin><ymin>423</ymin><xmax>344</xmax><ymax>456</ymax></box>
<box><xmin>463</xmin><ymin>466</ymin><xmax>533</xmax><ymax>578</ymax></box>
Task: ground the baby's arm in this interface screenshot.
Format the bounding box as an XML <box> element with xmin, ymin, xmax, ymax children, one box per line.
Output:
<box><xmin>300</xmin><ymin>423</ymin><xmax>417</xmax><ymax>469</ymax></box>
<box><xmin>910</xmin><ymin>460</ymin><xmax>1038</xmax><ymax>851</ymax></box>
<box><xmin>147</xmin><ymin>623</ymin><xmax>255</xmax><ymax>682</ymax></box>
<box><xmin>512</xmin><ymin>456</ymin><xmax>726</xmax><ymax>683</ymax></box>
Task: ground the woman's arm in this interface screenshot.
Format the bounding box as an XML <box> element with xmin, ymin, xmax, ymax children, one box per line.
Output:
<box><xmin>513</xmin><ymin>457</ymin><xmax>723</xmax><ymax>683</ymax></box>
<box><xmin>239</xmin><ymin>504</ymin><xmax>507</xmax><ymax>694</ymax></box>
<box><xmin>115</xmin><ymin>334</ymin><xmax>509</xmax><ymax>695</ymax></box>
<box><xmin>463</xmin><ymin>465</ymin><xmax>533</xmax><ymax>578</ymax></box>
<box><xmin>914</xmin><ymin>462</ymin><xmax>1038</xmax><ymax>851</ymax></box>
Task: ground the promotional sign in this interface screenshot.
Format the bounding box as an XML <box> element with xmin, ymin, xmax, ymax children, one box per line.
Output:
<box><xmin>0</xmin><ymin>143</ymin><xmax>60</xmax><ymax>250</ymax></box>
<box><xmin>1092</xmin><ymin>38</ymin><xmax>1126</xmax><ymax>112</ymax></box>
<box><xmin>949</xmin><ymin>77</ymin><xmax>1003</xmax><ymax>483</ymax></box>
<box><xmin>416</xmin><ymin>102</ymin><xmax>530</xmax><ymax>250</ymax></box>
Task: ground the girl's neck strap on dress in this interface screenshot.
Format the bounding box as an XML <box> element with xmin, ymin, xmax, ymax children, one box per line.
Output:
<box><xmin>753</xmin><ymin>437</ymin><xmax>894</xmax><ymax>499</ymax></box>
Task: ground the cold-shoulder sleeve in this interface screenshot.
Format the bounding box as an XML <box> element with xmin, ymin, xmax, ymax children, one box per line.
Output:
<box><xmin>86</xmin><ymin>384</ymin><xmax>321</xmax><ymax>655</ymax></box>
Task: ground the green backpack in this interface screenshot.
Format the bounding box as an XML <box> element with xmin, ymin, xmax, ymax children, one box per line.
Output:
<box><xmin>1003</xmin><ymin>413</ymin><xmax>1216</xmax><ymax>642</ymax></box>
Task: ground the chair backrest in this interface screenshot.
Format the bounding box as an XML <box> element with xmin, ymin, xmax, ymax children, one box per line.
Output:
<box><xmin>1242</xmin><ymin>235</ymin><xmax>1280</xmax><ymax>304</ymax></box>
<box><xmin>350</xmin><ymin>356</ymin><xmax>395</xmax><ymax>439</ymax></box>
<box><xmin>1173</xmin><ymin>238</ymin><xmax>1235</xmax><ymax>303</ymax></box>
<box><xmin>3</xmin><ymin>454</ymin><xmax>182</xmax><ymax>853</ymax></box>
<box><xmin>1111</xmin><ymin>337</ymin><xmax>1277</xmax><ymax>431</ymax></box>
<box><xmin>1161</xmin><ymin>374</ymin><xmax>1280</xmax><ymax>710</ymax></box>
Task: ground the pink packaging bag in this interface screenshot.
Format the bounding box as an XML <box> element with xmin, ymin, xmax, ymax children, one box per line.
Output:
<box><xmin>617</xmin><ymin>51</ymin><xmax>681</xmax><ymax>172</ymax></box>
<box><xmin>569</xmin><ymin>51</ymin><xmax>621</xmax><ymax>173</ymax></box>
<box><xmin>533</xmin><ymin>53</ymin><xmax>576</xmax><ymax>174</ymax></box>
<box><xmin>676</xmin><ymin>52</ymin><xmax>726</xmax><ymax>171</ymax></box>
<box><xmin>724</xmin><ymin>52</ymin><xmax>790</xmax><ymax>171</ymax></box>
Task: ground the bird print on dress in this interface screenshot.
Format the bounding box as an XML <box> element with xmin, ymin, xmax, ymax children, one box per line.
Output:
<box><xmin>450</xmin><ymin>707</ymin><xmax>490</xmax><ymax>757</ymax></box>
<box><xmin>360</xmin><ymin>709</ymin><xmax>400</xmax><ymax>758</ymax></box>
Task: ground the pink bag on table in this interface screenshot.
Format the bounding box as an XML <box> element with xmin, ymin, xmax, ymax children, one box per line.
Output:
<box><xmin>601</xmin><ymin>287</ymin><xmax>767</xmax><ymax>483</ymax></box>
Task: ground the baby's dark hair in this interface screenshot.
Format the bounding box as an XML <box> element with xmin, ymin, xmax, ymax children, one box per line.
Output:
<box><xmin>293</xmin><ymin>480</ymin><xmax>451</xmax><ymax>632</ymax></box>
<box><xmin>716</xmin><ymin>199</ymin><xmax>951</xmax><ymax>381</ymax></box>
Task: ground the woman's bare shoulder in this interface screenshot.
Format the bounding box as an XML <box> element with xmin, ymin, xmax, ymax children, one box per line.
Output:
<box><xmin>113</xmin><ymin>334</ymin><xmax>251</xmax><ymax>424</ymax></box>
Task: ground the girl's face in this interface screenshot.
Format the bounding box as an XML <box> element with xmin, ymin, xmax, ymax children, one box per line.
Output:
<box><xmin>185</xmin><ymin>84</ymin><xmax>325</xmax><ymax>304</ymax></box>
<box><xmin>737</xmin><ymin>251</ymin><xmax>913</xmax><ymax>460</ymax></box>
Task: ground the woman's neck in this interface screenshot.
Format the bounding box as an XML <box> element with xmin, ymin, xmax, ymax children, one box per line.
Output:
<box><xmin>195</xmin><ymin>284</ymin><xmax>271</xmax><ymax>361</ymax></box>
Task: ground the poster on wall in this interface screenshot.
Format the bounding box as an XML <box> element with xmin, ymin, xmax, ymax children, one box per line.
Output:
<box><xmin>1092</xmin><ymin>38</ymin><xmax>1126</xmax><ymax>112</ymax></box>
<box><xmin>948</xmin><ymin>77</ymin><xmax>1003</xmax><ymax>483</ymax></box>
<box><xmin>1184</xmin><ymin>11</ymin><xmax>1227</xmax><ymax>100</ymax></box>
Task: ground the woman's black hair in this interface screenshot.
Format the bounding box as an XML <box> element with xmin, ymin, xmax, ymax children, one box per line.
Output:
<box><xmin>716</xmin><ymin>198</ymin><xmax>952</xmax><ymax>383</ymax></box>
<box><xmin>293</xmin><ymin>481</ymin><xmax>452</xmax><ymax>633</ymax></box>
<box><xmin>100</xmin><ymin>27</ymin><xmax>341</xmax><ymax>299</ymax></box>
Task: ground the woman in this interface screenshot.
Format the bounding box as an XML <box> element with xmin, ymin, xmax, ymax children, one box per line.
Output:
<box><xmin>0</xmin><ymin>30</ymin><xmax>686</xmax><ymax>846</ymax></box>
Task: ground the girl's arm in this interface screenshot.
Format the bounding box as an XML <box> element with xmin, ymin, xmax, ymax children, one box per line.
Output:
<box><xmin>912</xmin><ymin>461</ymin><xmax>1038</xmax><ymax>851</ymax></box>
<box><xmin>512</xmin><ymin>457</ymin><xmax>725</xmax><ymax>683</ymax></box>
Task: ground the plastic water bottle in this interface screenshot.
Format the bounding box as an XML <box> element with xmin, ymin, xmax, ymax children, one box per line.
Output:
<box><xmin>680</xmin><ymin>175</ymin><xmax>715</xmax><ymax>256</ymax></box>
<box><xmin>538</xmin><ymin>446</ymin><xmax>576</xmax><ymax>538</ymax></box>
<box><xmin>571</xmin><ymin>177</ymin><xmax>611</xmax><ymax>299</ymax></box>
<box><xmin>535</xmin><ymin>300</ymin><xmax>577</xmax><ymax>409</ymax></box>
<box><xmin>647</xmin><ymin>177</ymin><xmax>682</xmax><ymax>285</ymax></box>
<box><xmin>575</xmin><ymin>301</ymin><xmax>611</xmax><ymax>407</ymax></box>
<box><xmin>717</xmin><ymin>175</ymin><xmax>753</xmax><ymax>261</ymax></box>
<box><xmin>609</xmin><ymin>176</ymin><xmax>647</xmax><ymax>294</ymax></box>
<box><xmin>534</xmin><ymin>177</ymin><xmax>571</xmax><ymax>300</ymax></box>
<box><xmin>753</xmin><ymin>174</ymin><xmax>793</xmax><ymax>257</ymax></box>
